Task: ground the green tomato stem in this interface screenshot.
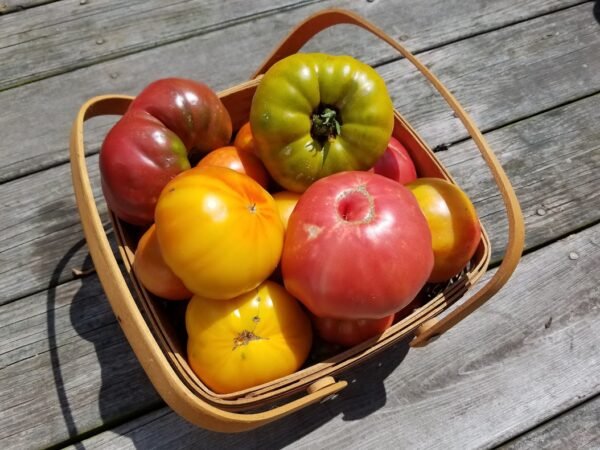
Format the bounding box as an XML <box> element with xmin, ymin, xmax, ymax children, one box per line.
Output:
<box><xmin>311</xmin><ymin>106</ymin><xmax>342</xmax><ymax>143</ymax></box>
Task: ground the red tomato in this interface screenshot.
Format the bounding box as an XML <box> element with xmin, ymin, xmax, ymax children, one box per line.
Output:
<box><xmin>100</xmin><ymin>78</ymin><xmax>232</xmax><ymax>225</ymax></box>
<box><xmin>133</xmin><ymin>224</ymin><xmax>192</xmax><ymax>300</ymax></box>
<box><xmin>100</xmin><ymin>111</ymin><xmax>190</xmax><ymax>225</ymax></box>
<box><xmin>371</xmin><ymin>136</ymin><xmax>417</xmax><ymax>184</ymax></box>
<box><xmin>408</xmin><ymin>178</ymin><xmax>481</xmax><ymax>282</ymax></box>
<box><xmin>233</xmin><ymin>122</ymin><xmax>257</xmax><ymax>155</ymax></box>
<box><xmin>197</xmin><ymin>146</ymin><xmax>268</xmax><ymax>188</ymax></box>
<box><xmin>312</xmin><ymin>314</ymin><xmax>394</xmax><ymax>347</ymax></box>
<box><xmin>282</xmin><ymin>171</ymin><xmax>433</xmax><ymax>320</ymax></box>
<box><xmin>128</xmin><ymin>78</ymin><xmax>232</xmax><ymax>153</ymax></box>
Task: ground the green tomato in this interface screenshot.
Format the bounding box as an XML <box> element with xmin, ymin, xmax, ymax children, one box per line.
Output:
<box><xmin>250</xmin><ymin>53</ymin><xmax>394</xmax><ymax>192</ymax></box>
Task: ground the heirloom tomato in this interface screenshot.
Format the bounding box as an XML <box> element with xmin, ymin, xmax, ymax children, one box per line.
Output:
<box><xmin>197</xmin><ymin>146</ymin><xmax>268</xmax><ymax>188</ymax></box>
<box><xmin>154</xmin><ymin>166</ymin><xmax>284</xmax><ymax>300</ymax></box>
<box><xmin>282</xmin><ymin>171</ymin><xmax>433</xmax><ymax>320</ymax></box>
<box><xmin>312</xmin><ymin>314</ymin><xmax>395</xmax><ymax>348</ymax></box>
<box><xmin>371</xmin><ymin>136</ymin><xmax>417</xmax><ymax>185</ymax></box>
<box><xmin>133</xmin><ymin>225</ymin><xmax>192</xmax><ymax>300</ymax></box>
<box><xmin>250</xmin><ymin>53</ymin><xmax>394</xmax><ymax>192</ymax></box>
<box><xmin>100</xmin><ymin>111</ymin><xmax>190</xmax><ymax>225</ymax></box>
<box><xmin>408</xmin><ymin>178</ymin><xmax>481</xmax><ymax>283</ymax></box>
<box><xmin>100</xmin><ymin>78</ymin><xmax>231</xmax><ymax>225</ymax></box>
<box><xmin>272</xmin><ymin>191</ymin><xmax>301</xmax><ymax>230</ymax></box>
<box><xmin>233</xmin><ymin>122</ymin><xmax>258</xmax><ymax>155</ymax></box>
<box><xmin>128</xmin><ymin>78</ymin><xmax>232</xmax><ymax>153</ymax></box>
<box><xmin>186</xmin><ymin>281</ymin><xmax>312</xmax><ymax>394</ymax></box>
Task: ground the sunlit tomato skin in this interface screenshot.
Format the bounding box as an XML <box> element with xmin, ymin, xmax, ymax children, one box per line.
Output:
<box><xmin>100</xmin><ymin>110</ymin><xmax>190</xmax><ymax>225</ymax></box>
<box><xmin>312</xmin><ymin>314</ymin><xmax>394</xmax><ymax>347</ymax></box>
<box><xmin>133</xmin><ymin>224</ymin><xmax>192</xmax><ymax>300</ymax></box>
<box><xmin>233</xmin><ymin>122</ymin><xmax>257</xmax><ymax>155</ymax></box>
<box><xmin>155</xmin><ymin>166</ymin><xmax>284</xmax><ymax>299</ymax></box>
<box><xmin>186</xmin><ymin>281</ymin><xmax>312</xmax><ymax>394</ymax></box>
<box><xmin>128</xmin><ymin>78</ymin><xmax>232</xmax><ymax>153</ymax></box>
<box><xmin>282</xmin><ymin>171</ymin><xmax>433</xmax><ymax>320</ymax></box>
<box><xmin>408</xmin><ymin>178</ymin><xmax>482</xmax><ymax>283</ymax></box>
<box><xmin>371</xmin><ymin>136</ymin><xmax>417</xmax><ymax>185</ymax></box>
<box><xmin>197</xmin><ymin>146</ymin><xmax>269</xmax><ymax>188</ymax></box>
<box><xmin>272</xmin><ymin>191</ymin><xmax>301</xmax><ymax>230</ymax></box>
<box><xmin>250</xmin><ymin>53</ymin><xmax>394</xmax><ymax>192</ymax></box>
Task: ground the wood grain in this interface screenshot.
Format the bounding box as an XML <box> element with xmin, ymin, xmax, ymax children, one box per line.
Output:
<box><xmin>0</xmin><ymin>0</ymin><xmax>591</xmax><ymax>183</ymax></box>
<box><xmin>71</xmin><ymin>223</ymin><xmax>600</xmax><ymax>449</ymax></box>
<box><xmin>0</xmin><ymin>273</ymin><xmax>162</xmax><ymax>448</ymax></box>
<box><xmin>500</xmin><ymin>394</ymin><xmax>600</xmax><ymax>449</ymax></box>
<box><xmin>0</xmin><ymin>0</ymin><xmax>58</xmax><ymax>14</ymax></box>
<box><xmin>0</xmin><ymin>0</ymin><xmax>321</xmax><ymax>92</ymax></box>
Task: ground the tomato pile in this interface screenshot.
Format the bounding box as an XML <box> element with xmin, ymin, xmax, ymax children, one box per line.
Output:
<box><xmin>100</xmin><ymin>53</ymin><xmax>482</xmax><ymax>394</ymax></box>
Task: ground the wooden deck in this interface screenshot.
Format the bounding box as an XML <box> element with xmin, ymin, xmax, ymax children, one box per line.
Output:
<box><xmin>1</xmin><ymin>0</ymin><xmax>599</xmax><ymax>448</ymax></box>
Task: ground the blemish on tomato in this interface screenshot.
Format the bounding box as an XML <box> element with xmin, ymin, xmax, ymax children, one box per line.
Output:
<box><xmin>304</xmin><ymin>224</ymin><xmax>323</xmax><ymax>240</ymax></box>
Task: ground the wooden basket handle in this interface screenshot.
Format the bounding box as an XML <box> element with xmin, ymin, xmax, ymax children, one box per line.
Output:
<box><xmin>69</xmin><ymin>95</ymin><xmax>347</xmax><ymax>432</ymax></box>
<box><xmin>253</xmin><ymin>8</ymin><xmax>525</xmax><ymax>347</ymax></box>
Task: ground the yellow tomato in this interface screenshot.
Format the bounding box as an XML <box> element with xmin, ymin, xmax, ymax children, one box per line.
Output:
<box><xmin>186</xmin><ymin>281</ymin><xmax>313</xmax><ymax>393</ymax></box>
<box><xmin>272</xmin><ymin>191</ymin><xmax>301</xmax><ymax>230</ymax></box>
<box><xmin>155</xmin><ymin>166</ymin><xmax>284</xmax><ymax>299</ymax></box>
<box><xmin>408</xmin><ymin>178</ymin><xmax>481</xmax><ymax>282</ymax></box>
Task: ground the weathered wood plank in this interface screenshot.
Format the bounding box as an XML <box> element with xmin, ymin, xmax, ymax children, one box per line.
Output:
<box><xmin>0</xmin><ymin>271</ymin><xmax>162</xmax><ymax>448</ymax></box>
<box><xmin>0</xmin><ymin>0</ymin><xmax>58</xmax><ymax>14</ymax></box>
<box><xmin>499</xmin><ymin>394</ymin><xmax>600</xmax><ymax>449</ymax></box>
<box><xmin>0</xmin><ymin>0</ymin><xmax>591</xmax><ymax>183</ymax></box>
<box><xmin>70</xmin><ymin>222</ymin><xmax>600</xmax><ymax>449</ymax></box>
<box><xmin>0</xmin><ymin>0</ymin><xmax>321</xmax><ymax>92</ymax></box>
<box><xmin>438</xmin><ymin>93</ymin><xmax>600</xmax><ymax>263</ymax></box>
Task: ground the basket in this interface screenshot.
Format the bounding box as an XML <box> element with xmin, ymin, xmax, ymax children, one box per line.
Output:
<box><xmin>69</xmin><ymin>9</ymin><xmax>525</xmax><ymax>432</ymax></box>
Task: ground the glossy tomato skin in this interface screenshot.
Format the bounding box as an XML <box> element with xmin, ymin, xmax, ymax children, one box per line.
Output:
<box><xmin>250</xmin><ymin>53</ymin><xmax>394</xmax><ymax>192</ymax></box>
<box><xmin>155</xmin><ymin>166</ymin><xmax>284</xmax><ymax>300</ymax></box>
<box><xmin>371</xmin><ymin>137</ymin><xmax>417</xmax><ymax>184</ymax></box>
<box><xmin>100</xmin><ymin>111</ymin><xmax>190</xmax><ymax>225</ymax></box>
<box><xmin>186</xmin><ymin>281</ymin><xmax>312</xmax><ymax>394</ymax></box>
<box><xmin>408</xmin><ymin>178</ymin><xmax>481</xmax><ymax>283</ymax></box>
<box><xmin>100</xmin><ymin>78</ymin><xmax>231</xmax><ymax>225</ymax></box>
<box><xmin>128</xmin><ymin>78</ymin><xmax>232</xmax><ymax>153</ymax></box>
<box><xmin>233</xmin><ymin>122</ymin><xmax>257</xmax><ymax>155</ymax></box>
<box><xmin>282</xmin><ymin>171</ymin><xmax>433</xmax><ymax>320</ymax></box>
<box><xmin>197</xmin><ymin>146</ymin><xmax>269</xmax><ymax>188</ymax></box>
<box><xmin>312</xmin><ymin>314</ymin><xmax>394</xmax><ymax>347</ymax></box>
<box><xmin>272</xmin><ymin>191</ymin><xmax>301</xmax><ymax>230</ymax></box>
<box><xmin>133</xmin><ymin>224</ymin><xmax>192</xmax><ymax>300</ymax></box>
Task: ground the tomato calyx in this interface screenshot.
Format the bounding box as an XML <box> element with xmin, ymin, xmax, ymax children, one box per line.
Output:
<box><xmin>311</xmin><ymin>105</ymin><xmax>342</xmax><ymax>144</ymax></box>
<box><xmin>232</xmin><ymin>329</ymin><xmax>266</xmax><ymax>350</ymax></box>
<box><xmin>335</xmin><ymin>185</ymin><xmax>375</xmax><ymax>224</ymax></box>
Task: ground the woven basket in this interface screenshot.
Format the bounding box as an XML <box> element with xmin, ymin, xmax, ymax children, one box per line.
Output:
<box><xmin>69</xmin><ymin>9</ymin><xmax>525</xmax><ymax>432</ymax></box>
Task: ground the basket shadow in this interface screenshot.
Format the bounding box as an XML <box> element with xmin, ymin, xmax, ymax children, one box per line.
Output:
<box><xmin>189</xmin><ymin>337</ymin><xmax>412</xmax><ymax>449</ymax></box>
<box><xmin>48</xmin><ymin>239</ymin><xmax>163</xmax><ymax>448</ymax></box>
<box><xmin>594</xmin><ymin>1</ymin><xmax>600</xmax><ymax>25</ymax></box>
<box><xmin>51</xmin><ymin>238</ymin><xmax>410</xmax><ymax>447</ymax></box>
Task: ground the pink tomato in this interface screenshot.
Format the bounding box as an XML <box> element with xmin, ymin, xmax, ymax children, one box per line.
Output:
<box><xmin>282</xmin><ymin>171</ymin><xmax>433</xmax><ymax>320</ymax></box>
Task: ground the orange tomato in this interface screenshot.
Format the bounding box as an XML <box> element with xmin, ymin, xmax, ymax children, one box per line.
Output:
<box><xmin>186</xmin><ymin>280</ymin><xmax>312</xmax><ymax>393</ymax></box>
<box><xmin>155</xmin><ymin>166</ymin><xmax>284</xmax><ymax>299</ymax></box>
<box><xmin>407</xmin><ymin>178</ymin><xmax>481</xmax><ymax>282</ymax></box>
<box><xmin>233</xmin><ymin>122</ymin><xmax>257</xmax><ymax>155</ymax></box>
<box><xmin>197</xmin><ymin>145</ymin><xmax>268</xmax><ymax>188</ymax></box>
<box><xmin>133</xmin><ymin>225</ymin><xmax>192</xmax><ymax>300</ymax></box>
<box><xmin>272</xmin><ymin>191</ymin><xmax>301</xmax><ymax>230</ymax></box>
